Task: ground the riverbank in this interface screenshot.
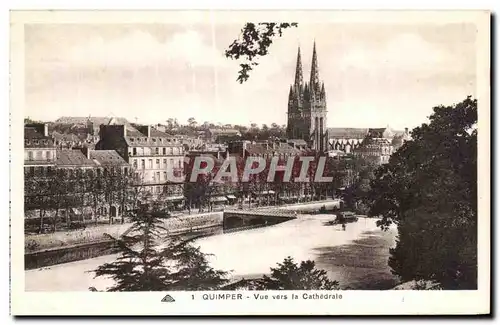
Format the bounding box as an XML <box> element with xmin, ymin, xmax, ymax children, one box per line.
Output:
<box><xmin>25</xmin><ymin>215</ymin><xmax>394</xmax><ymax>291</ymax></box>
<box><xmin>24</xmin><ymin>200</ymin><xmax>343</xmax><ymax>270</ymax></box>
<box><xmin>25</xmin><ymin>199</ymin><xmax>341</xmax><ymax>253</ymax></box>
<box><xmin>25</xmin><ymin>212</ymin><xmax>224</xmax><ymax>253</ymax></box>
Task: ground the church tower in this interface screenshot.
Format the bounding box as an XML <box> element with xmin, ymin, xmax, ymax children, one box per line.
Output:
<box><xmin>286</xmin><ymin>42</ymin><xmax>328</xmax><ymax>152</ymax></box>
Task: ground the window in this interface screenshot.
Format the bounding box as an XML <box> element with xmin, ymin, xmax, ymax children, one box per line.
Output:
<box><xmin>35</xmin><ymin>151</ymin><xmax>42</xmax><ymax>160</ymax></box>
<box><xmin>163</xmin><ymin>159</ymin><xmax>167</xmax><ymax>166</ymax></box>
<box><xmin>133</xmin><ymin>148</ymin><xmax>137</xmax><ymax>156</ymax></box>
<box><xmin>155</xmin><ymin>147</ymin><xmax>159</xmax><ymax>155</ymax></box>
<box><xmin>170</xmin><ymin>158</ymin><xmax>174</xmax><ymax>166</ymax></box>
<box><xmin>141</xmin><ymin>159</ymin><xmax>145</xmax><ymax>169</ymax></box>
<box><xmin>28</xmin><ymin>151</ymin><xmax>33</xmax><ymax>161</ymax></box>
<box><xmin>156</xmin><ymin>172</ymin><xmax>160</xmax><ymax>182</ymax></box>
<box><xmin>46</xmin><ymin>151</ymin><xmax>51</xmax><ymax>160</ymax></box>
<box><xmin>133</xmin><ymin>160</ymin><xmax>138</xmax><ymax>169</ymax></box>
<box><xmin>148</xmin><ymin>159</ymin><xmax>153</xmax><ymax>169</ymax></box>
<box><xmin>162</xmin><ymin>147</ymin><xmax>166</xmax><ymax>155</ymax></box>
<box><xmin>178</xmin><ymin>159</ymin><xmax>182</xmax><ymax>168</ymax></box>
<box><xmin>29</xmin><ymin>167</ymin><xmax>35</xmax><ymax>176</ymax></box>
<box><xmin>156</xmin><ymin>159</ymin><xmax>160</xmax><ymax>168</ymax></box>
<box><xmin>163</xmin><ymin>171</ymin><xmax>167</xmax><ymax>181</ymax></box>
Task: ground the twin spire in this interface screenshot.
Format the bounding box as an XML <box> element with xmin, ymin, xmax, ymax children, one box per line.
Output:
<box><xmin>294</xmin><ymin>47</ymin><xmax>303</xmax><ymax>88</ymax></box>
<box><xmin>292</xmin><ymin>41</ymin><xmax>324</xmax><ymax>98</ymax></box>
<box><xmin>309</xmin><ymin>41</ymin><xmax>320</xmax><ymax>90</ymax></box>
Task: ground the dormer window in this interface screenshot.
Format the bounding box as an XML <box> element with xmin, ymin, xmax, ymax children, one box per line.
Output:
<box><xmin>130</xmin><ymin>138</ymin><xmax>134</xmax><ymax>142</ymax></box>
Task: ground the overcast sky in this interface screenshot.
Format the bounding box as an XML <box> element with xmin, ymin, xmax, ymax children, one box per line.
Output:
<box><xmin>24</xmin><ymin>21</ymin><xmax>477</xmax><ymax>130</ymax></box>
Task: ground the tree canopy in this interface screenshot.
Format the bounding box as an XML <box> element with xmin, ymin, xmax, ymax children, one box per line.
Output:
<box><xmin>252</xmin><ymin>256</ymin><xmax>340</xmax><ymax>290</ymax></box>
<box><xmin>365</xmin><ymin>96</ymin><xmax>477</xmax><ymax>289</ymax></box>
<box><xmin>92</xmin><ymin>204</ymin><xmax>228</xmax><ymax>291</ymax></box>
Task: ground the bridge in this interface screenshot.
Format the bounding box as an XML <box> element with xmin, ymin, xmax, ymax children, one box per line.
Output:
<box><xmin>223</xmin><ymin>209</ymin><xmax>297</xmax><ymax>230</ymax></box>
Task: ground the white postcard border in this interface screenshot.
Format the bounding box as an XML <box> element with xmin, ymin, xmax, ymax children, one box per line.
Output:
<box><xmin>10</xmin><ymin>10</ymin><xmax>491</xmax><ymax>316</ymax></box>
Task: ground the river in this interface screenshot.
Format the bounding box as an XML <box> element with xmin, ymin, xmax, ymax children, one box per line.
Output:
<box><xmin>25</xmin><ymin>214</ymin><xmax>399</xmax><ymax>291</ymax></box>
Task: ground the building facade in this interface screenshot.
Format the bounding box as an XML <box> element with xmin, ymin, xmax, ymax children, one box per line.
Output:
<box><xmin>24</xmin><ymin>124</ymin><xmax>57</xmax><ymax>177</ymax></box>
<box><xmin>24</xmin><ymin>123</ymin><xmax>131</xmax><ymax>225</ymax></box>
<box><xmin>286</xmin><ymin>43</ymin><xmax>328</xmax><ymax>152</ymax></box>
<box><xmin>96</xmin><ymin>124</ymin><xmax>185</xmax><ymax>206</ymax></box>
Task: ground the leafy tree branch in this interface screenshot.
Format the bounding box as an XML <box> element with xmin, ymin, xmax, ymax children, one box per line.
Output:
<box><xmin>225</xmin><ymin>22</ymin><xmax>298</xmax><ymax>83</ymax></box>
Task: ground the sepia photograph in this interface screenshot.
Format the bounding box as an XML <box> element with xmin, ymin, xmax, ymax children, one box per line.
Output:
<box><xmin>10</xmin><ymin>9</ymin><xmax>490</xmax><ymax>315</ymax></box>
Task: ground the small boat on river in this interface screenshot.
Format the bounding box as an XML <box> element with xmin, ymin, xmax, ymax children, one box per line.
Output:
<box><xmin>323</xmin><ymin>211</ymin><xmax>359</xmax><ymax>226</ymax></box>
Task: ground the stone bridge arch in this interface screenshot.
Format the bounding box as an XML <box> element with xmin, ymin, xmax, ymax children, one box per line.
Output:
<box><xmin>224</xmin><ymin>216</ymin><xmax>244</xmax><ymax>229</ymax></box>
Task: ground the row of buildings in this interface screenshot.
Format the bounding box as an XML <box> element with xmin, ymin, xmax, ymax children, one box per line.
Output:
<box><xmin>24</xmin><ymin>42</ymin><xmax>411</xmax><ymax>225</ymax></box>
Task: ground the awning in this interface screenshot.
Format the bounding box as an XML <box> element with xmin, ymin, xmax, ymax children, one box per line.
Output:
<box><xmin>210</xmin><ymin>196</ymin><xmax>228</xmax><ymax>203</ymax></box>
<box><xmin>226</xmin><ymin>195</ymin><xmax>237</xmax><ymax>199</ymax></box>
<box><xmin>165</xmin><ymin>196</ymin><xmax>185</xmax><ymax>202</ymax></box>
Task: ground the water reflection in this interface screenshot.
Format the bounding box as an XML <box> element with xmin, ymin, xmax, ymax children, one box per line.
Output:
<box><xmin>25</xmin><ymin>214</ymin><xmax>399</xmax><ymax>291</ymax></box>
<box><xmin>195</xmin><ymin>215</ymin><xmax>399</xmax><ymax>289</ymax></box>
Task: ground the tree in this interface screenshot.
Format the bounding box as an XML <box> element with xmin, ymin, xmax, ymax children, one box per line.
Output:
<box><xmin>166</xmin><ymin>118</ymin><xmax>175</xmax><ymax>129</ymax></box>
<box><xmin>225</xmin><ymin>23</ymin><xmax>298</xmax><ymax>83</ymax></box>
<box><xmin>365</xmin><ymin>97</ymin><xmax>477</xmax><ymax>289</ymax></box>
<box><xmin>187</xmin><ymin>117</ymin><xmax>197</xmax><ymax>128</ymax></box>
<box><xmin>91</xmin><ymin>204</ymin><xmax>229</xmax><ymax>291</ymax></box>
<box><xmin>24</xmin><ymin>168</ymin><xmax>52</xmax><ymax>233</ymax></box>
<box><xmin>251</xmin><ymin>256</ymin><xmax>340</xmax><ymax>290</ymax></box>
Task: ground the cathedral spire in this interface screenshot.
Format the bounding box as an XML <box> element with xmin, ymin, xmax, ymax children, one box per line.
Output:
<box><xmin>294</xmin><ymin>46</ymin><xmax>303</xmax><ymax>89</ymax></box>
<box><xmin>310</xmin><ymin>41</ymin><xmax>320</xmax><ymax>92</ymax></box>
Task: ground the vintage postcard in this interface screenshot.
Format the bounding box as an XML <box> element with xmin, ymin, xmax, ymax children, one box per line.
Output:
<box><xmin>10</xmin><ymin>10</ymin><xmax>490</xmax><ymax>316</ymax></box>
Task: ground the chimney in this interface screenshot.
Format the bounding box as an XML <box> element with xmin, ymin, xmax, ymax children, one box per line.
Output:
<box><xmin>147</xmin><ymin>125</ymin><xmax>151</xmax><ymax>138</ymax></box>
<box><xmin>123</xmin><ymin>125</ymin><xmax>127</xmax><ymax>137</ymax></box>
<box><xmin>81</xmin><ymin>147</ymin><xmax>91</xmax><ymax>159</ymax></box>
<box><xmin>43</xmin><ymin>123</ymin><xmax>49</xmax><ymax>137</ymax></box>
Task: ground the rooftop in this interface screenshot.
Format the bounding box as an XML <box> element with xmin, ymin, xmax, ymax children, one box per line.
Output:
<box><xmin>56</xmin><ymin>150</ymin><xmax>96</xmax><ymax>167</ymax></box>
<box><xmin>90</xmin><ymin>150</ymin><xmax>129</xmax><ymax>167</ymax></box>
<box><xmin>56</xmin><ymin>116</ymin><xmax>129</xmax><ymax>125</ymax></box>
<box><xmin>328</xmin><ymin>128</ymin><xmax>369</xmax><ymax>139</ymax></box>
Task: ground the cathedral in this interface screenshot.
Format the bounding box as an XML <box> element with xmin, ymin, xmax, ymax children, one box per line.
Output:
<box><xmin>286</xmin><ymin>42</ymin><xmax>328</xmax><ymax>152</ymax></box>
